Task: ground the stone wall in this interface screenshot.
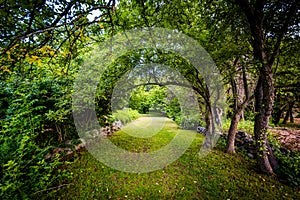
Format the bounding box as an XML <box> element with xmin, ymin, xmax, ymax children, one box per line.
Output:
<box><xmin>45</xmin><ymin>120</ymin><xmax>123</xmax><ymax>160</ymax></box>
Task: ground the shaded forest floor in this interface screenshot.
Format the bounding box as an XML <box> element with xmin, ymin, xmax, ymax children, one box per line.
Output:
<box><xmin>39</xmin><ymin>117</ymin><xmax>300</xmax><ymax>199</ymax></box>
<box><xmin>270</xmin><ymin>118</ymin><xmax>300</xmax><ymax>151</ymax></box>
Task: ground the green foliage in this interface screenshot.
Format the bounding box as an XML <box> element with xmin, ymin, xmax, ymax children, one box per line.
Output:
<box><xmin>129</xmin><ymin>85</ymin><xmax>166</xmax><ymax>114</ymax></box>
<box><xmin>267</xmin><ymin>135</ymin><xmax>300</xmax><ymax>187</ymax></box>
<box><xmin>0</xmin><ymin>47</ymin><xmax>79</xmax><ymax>199</ymax></box>
<box><xmin>1</xmin><ymin>0</ymin><xmax>299</xmax><ymax>198</ymax></box>
<box><xmin>277</xmin><ymin>121</ymin><xmax>300</xmax><ymax>129</ymax></box>
<box><xmin>179</xmin><ymin>114</ymin><xmax>203</xmax><ymax>130</ymax></box>
<box><xmin>0</xmin><ymin>96</ymin><xmax>73</xmax><ymax>199</ymax></box>
<box><xmin>274</xmin><ymin>149</ymin><xmax>300</xmax><ymax>187</ymax></box>
<box><xmin>269</xmin><ymin>135</ymin><xmax>300</xmax><ymax>187</ymax></box>
<box><xmin>128</xmin><ymin>85</ymin><xmax>204</xmax><ymax>129</ymax></box>
<box><xmin>163</xmin><ymin>96</ymin><xmax>181</xmax><ymax>122</ymax></box>
<box><xmin>2</xmin><ymin>73</ymin><xmax>77</xmax><ymax>143</ymax></box>
<box><xmin>223</xmin><ymin>119</ymin><xmax>254</xmax><ymax>134</ymax></box>
<box><xmin>0</xmin><ymin>1</ymin><xmax>114</xmax><ymax>72</ymax></box>
<box><xmin>111</xmin><ymin>109</ymin><xmax>140</xmax><ymax>125</ymax></box>
<box><xmin>272</xmin><ymin>37</ymin><xmax>300</xmax><ymax>125</ymax></box>
<box><xmin>215</xmin><ymin>134</ymin><xmax>227</xmax><ymax>151</ymax></box>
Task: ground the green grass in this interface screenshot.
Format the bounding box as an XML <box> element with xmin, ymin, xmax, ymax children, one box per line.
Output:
<box><xmin>223</xmin><ymin>119</ymin><xmax>255</xmax><ymax>134</ymax></box>
<box><xmin>39</xmin><ymin>117</ymin><xmax>300</xmax><ymax>199</ymax></box>
<box><xmin>110</xmin><ymin>117</ymin><xmax>180</xmax><ymax>149</ymax></box>
<box><xmin>277</xmin><ymin>122</ymin><xmax>300</xmax><ymax>129</ymax></box>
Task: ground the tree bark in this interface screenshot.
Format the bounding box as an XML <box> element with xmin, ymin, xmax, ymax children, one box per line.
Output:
<box><xmin>235</xmin><ymin>0</ymin><xmax>298</xmax><ymax>175</ymax></box>
<box><xmin>225</xmin><ymin>57</ymin><xmax>253</xmax><ymax>154</ymax></box>
<box><xmin>283</xmin><ymin>101</ymin><xmax>295</xmax><ymax>124</ymax></box>
<box><xmin>283</xmin><ymin>109</ymin><xmax>290</xmax><ymax>124</ymax></box>
<box><xmin>254</xmin><ymin>68</ymin><xmax>276</xmax><ymax>175</ymax></box>
<box><xmin>273</xmin><ymin>104</ymin><xmax>286</xmax><ymax>125</ymax></box>
<box><xmin>203</xmin><ymin>107</ymin><xmax>213</xmax><ymax>149</ymax></box>
<box><xmin>226</xmin><ymin>111</ymin><xmax>241</xmax><ymax>153</ymax></box>
<box><xmin>289</xmin><ymin>101</ymin><xmax>294</xmax><ymax>123</ymax></box>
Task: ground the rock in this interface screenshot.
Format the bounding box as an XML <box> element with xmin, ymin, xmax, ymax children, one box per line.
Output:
<box><xmin>53</xmin><ymin>147</ymin><xmax>72</xmax><ymax>155</ymax></box>
<box><xmin>196</xmin><ymin>126</ymin><xmax>206</xmax><ymax>135</ymax></box>
<box><xmin>272</xmin><ymin>127</ymin><xmax>300</xmax><ymax>151</ymax></box>
<box><xmin>65</xmin><ymin>140</ymin><xmax>73</xmax><ymax>145</ymax></box>
<box><xmin>100</xmin><ymin>127</ymin><xmax>106</xmax><ymax>133</ymax></box>
<box><xmin>237</xmin><ymin>131</ymin><xmax>246</xmax><ymax>138</ymax></box>
<box><xmin>85</xmin><ymin>130</ymin><xmax>99</xmax><ymax>139</ymax></box>
<box><xmin>45</xmin><ymin>147</ymin><xmax>73</xmax><ymax>160</ymax></box>
<box><xmin>247</xmin><ymin>153</ymin><xmax>254</xmax><ymax>158</ymax></box>
<box><xmin>112</xmin><ymin>120</ymin><xmax>123</xmax><ymax>130</ymax></box>
<box><xmin>75</xmin><ymin>138</ymin><xmax>86</xmax><ymax>151</ymax></box>
<box><xmin>91</xmin><ymin>129</ymin><xmax>99</xmax><ymax>137</ymax></box>
<box><xmin>226</xmin><ymin>131</ymin><xmax>257</xmax><ymax>159</ymax></box>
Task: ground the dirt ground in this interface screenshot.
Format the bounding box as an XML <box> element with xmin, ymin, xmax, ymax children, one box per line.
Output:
<box><xmin>270</xmin><ymin>118</ymin><xmax>300</xmax><ymax>151</ymax></box>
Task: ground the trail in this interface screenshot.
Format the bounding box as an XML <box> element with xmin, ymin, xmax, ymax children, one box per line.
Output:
<box><xmin>119</xmin><ymin>116</ymin><xmax>178</xmax><ymax>138</ymax></box>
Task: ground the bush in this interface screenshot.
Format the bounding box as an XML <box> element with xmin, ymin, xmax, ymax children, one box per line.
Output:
<box><xmin>274</xmin><ymin>149</ymin><xmax>300</xmax><ymax>187</ymax></box>
<box><xmin>179</xmin><ymin>115</ymin><xmax>203</xmax><ymax>130</ymax></box>
<box><xmin>0</xmin><ymin>109</ymin><xmax>72</xmax><ymax>199</ymax></box>
<box><xmin>111</xmin><ymin>108</ymin><xmax>140</xmax><ymax>124</ymax></box>
<box><xmin>0</xmin><ymin>74</ymin><xmax>75</xmax><ymax>199</ymax></box>
<box><xmin>268</xmin><ymin>135</ymin><xmax>300</xmax><ymax>187</ymax></box>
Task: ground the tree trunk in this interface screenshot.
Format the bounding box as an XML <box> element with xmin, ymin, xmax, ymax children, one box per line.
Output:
<box><xmin>225</xmin><ymin>111</ymin><xmax>241</xmax><ymax>153</ymax></box>
<box><xmin>204</xmin><ymin>104</ymin><xmax>211</xmax><ymax>131</ymax></box>
<box><xmin>225</xmin><ymin>65</ymin><xmax>253</xmax><ymax>154</ymax></box>
<box><xmin>235</xmin><ymin>0</ymin><xmax>298</xmax><ymax>176</ymax></box>
<box><xmin>254</xmin><ymin>67</ymin><xmax>276</xmax><ymax>175</ymax></box>
<box><xmin>240</xmin><ymin>110</ymin><xmax>244</xmax><ymax>121</ymax></box>
<box><xmin>290</xmin><ymin>112</ymin><xmax>294</xmax><ymax>123</ymax></box>
<box><xmin>289</xmin><ymin>101</ymin><xmax>294</xmax><ymax>123</ymax></box>
<box><xmin>203</xmin><ymin>105</ymin><xmax>218</xmax><ymax>150</ymax></box>
<box><xmin>283</xmin><ymin>109</ymin><xmax>290</xmax><ymax>124</ymax></box>
<box><xmin>254</xmin><ymin>113</ymin><xmax>275</xmax><ymax>175</ymax></box>
<box><xmin>273</xmin><ymin>108</ymin><xmax>284</xmax><ymax>125</ymax></box>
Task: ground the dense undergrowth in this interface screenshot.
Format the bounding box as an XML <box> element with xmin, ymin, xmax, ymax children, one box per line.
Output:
<box><xmin>0</xmin><ymin>75</ymin><xmax>76</xmax><ymax>199</ymax></box>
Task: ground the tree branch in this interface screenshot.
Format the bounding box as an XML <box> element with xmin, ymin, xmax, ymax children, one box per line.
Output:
<box><xmin>269</xmin><ymin>0</ymin><xmax>298</xmax><ymax>66</ymax></box>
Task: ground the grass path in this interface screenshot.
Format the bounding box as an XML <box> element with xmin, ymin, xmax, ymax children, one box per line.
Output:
<box><xmin>41</xmin><ymin>117</ymin><xmax>300</xmax><ymax>199</ymax></box>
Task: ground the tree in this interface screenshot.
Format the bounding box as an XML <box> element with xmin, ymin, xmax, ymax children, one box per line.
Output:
<box><xmin>92</xmin><ymin>48</ymin><xmax>207</xmax><ymax>127</ymax></box>
<box><xmin>114</xmin><ymin>0</ymin><xmax>300</xmax><ymax>175</ymax></box>
<box><xmin>273</xmin><ymin>37</ymin><xmax>300</xmax><ymax>125</ymax></box>
<box><xmin>233</xmin><ymin>0</ymin><xmax>300</xmax><ymax>174</ymax></box>
<box><xmin>0</xmin><ymin>0</ymin><xmax>116</xmax><ymax>75</ymax></box>
<box><xmin>129</xmin><ymin>85</ymin><xmax>166</xmax><ymax>114</ymax></box>
<box><xmin>225</xmin><ymin>57</ymin><xmax>256</xmax><ymax>153</ymax></box>
<box><xmin>0</xmin><ymin>1</ymin><xmax>117</xmax><ymax>198</ymax></box>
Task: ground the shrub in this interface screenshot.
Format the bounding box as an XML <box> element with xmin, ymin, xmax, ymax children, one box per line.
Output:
<box><xmin>0</xmin><ymin>108</ymin><xmax>72</xmax><ymax>199</ymax></box>
<box><xmin>274</xmin><ymin>149</ymin><xmax>300</xmax><ymax>187</ymax></box>
<box><xmin>179</xmin><ymin>115</ymin><xmax>202</xmax><ymax>130</ymax></box>
<box><xmin>0</xmin><ymin>75</ymin><xmax>75</xmax><ymax>199</ymax></box>
<box><xmin>127</xmin><ymin>108</ymin><xmax>140</xmax><ymax>120</ymax></box>
<box><xmin>111</xmin><ymin>109</ymin><xmax>140</xmax><ymax>125</ymax></box>
<box><xmin>268</xmin><ymin>135</ymin><xmax>300</xmax><ymax>187</ymax></box>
